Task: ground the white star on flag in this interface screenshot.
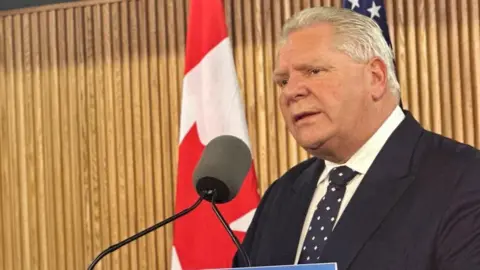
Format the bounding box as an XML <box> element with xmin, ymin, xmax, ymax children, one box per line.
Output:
<box><xmin>348</xmin><ymin>0</ymin><xmax>360</xmax><ymax>10</ymax></box>
<box><xmin>367</xmin><ymin>1</ymin><xmax>382</xmax><ymax>19</ymax></box>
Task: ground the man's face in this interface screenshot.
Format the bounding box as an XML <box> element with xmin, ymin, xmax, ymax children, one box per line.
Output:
<box><xmin>274</xmin><ymin>23</ymin><xmax>373</xmax><ymax>155</ymax></box>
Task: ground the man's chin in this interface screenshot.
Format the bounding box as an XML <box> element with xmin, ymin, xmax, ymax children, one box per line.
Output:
<box><xmin>301</xmin><ymin>141</ymin><xmax>326</xmax><ymax>153</ymax></box>
<box><xmin>293</xmin><ymin>132</ymin><xmax>331</xmax><ymax>154</ymax></box>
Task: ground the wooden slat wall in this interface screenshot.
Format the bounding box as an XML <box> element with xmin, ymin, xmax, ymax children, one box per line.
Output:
<box><xmin>0</xmin><ymin>0</ymin><xmax>479</xmax><ymax>269</ymax></box>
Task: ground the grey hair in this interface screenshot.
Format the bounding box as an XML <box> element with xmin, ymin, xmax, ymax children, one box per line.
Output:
<box><xmin>279</xmin><ymin>6</ymin><xmax>400</xmax><ymax>100</ymax></box>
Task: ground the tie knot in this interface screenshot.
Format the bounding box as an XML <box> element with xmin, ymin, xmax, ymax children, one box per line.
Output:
<box><xmin>329</xmin><ymin>166</ymin><xmax>357</xmax><ymax>187</ymax></box>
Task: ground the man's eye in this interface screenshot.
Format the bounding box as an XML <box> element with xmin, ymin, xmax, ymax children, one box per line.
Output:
<box><xmin>310</xmin><ymin>69</ymin><xmax>321</xmax><ymax>75</ymax></box>
<box><xmin>278</xmin><ymin>79</ymin><xmax>288</xmax><ymax>87</ymax></box>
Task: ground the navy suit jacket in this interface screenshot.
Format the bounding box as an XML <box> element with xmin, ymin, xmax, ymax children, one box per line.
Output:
<box><xmin>232</xmin><ymin>111</ymin><xmax>480</xmax><ymax>270</ymax></box>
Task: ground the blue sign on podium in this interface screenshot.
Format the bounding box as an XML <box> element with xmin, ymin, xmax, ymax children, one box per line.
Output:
<box><xmin>211</xmin><ymin>263</ymin><xmax>337</xmax><ymax>270</ymax></box>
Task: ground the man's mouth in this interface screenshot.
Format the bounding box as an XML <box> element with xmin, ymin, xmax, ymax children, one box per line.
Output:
<box><xmin>294</xmin><ymin>112</ymin><xmax>319</xmax><ymax>122</ymax></box>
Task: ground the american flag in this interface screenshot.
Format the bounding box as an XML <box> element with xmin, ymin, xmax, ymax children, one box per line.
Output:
<box><xmin>342</xmin><ymin>0</ymin><xmax>402</xmax><ymax>107</ymax></box>
<box><xmin>343</xmin><ymin>0</ymin><xmax>393</xmax><ymax>49</ymax></box>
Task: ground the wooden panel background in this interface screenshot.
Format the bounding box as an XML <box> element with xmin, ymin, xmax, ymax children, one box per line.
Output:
<box><xmin>0</xmin><ymin>0</ymin><xmax>479</xmax><ymax>269</ymax></box>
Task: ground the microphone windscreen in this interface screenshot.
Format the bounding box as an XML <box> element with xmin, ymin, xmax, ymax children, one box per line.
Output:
<box><xmin>192</xmin><ymin>135</ymin><xmax>252</xmax><ymax>203</ymax></box>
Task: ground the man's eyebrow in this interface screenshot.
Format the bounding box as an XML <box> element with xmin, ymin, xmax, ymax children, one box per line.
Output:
<box><xmin>272</xmin><ymin>60</ymin><xmax>333</xmax><ymax>77</ymax></box>
<box><xmin>292</xmin><ymin>63</ymin><xmax>317</xmax><ymax>70</ymax></box>
<box><xmin>272</xmin><ymin>69</ymin><xmax>288</xmax><ymax>78</ymax></box>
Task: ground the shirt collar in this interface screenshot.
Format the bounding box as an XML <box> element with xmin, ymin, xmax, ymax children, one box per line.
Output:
<box><xmin>321</xmin><ymin>106</ymin><xmax>405</xmax><ymax>180</ymax></box>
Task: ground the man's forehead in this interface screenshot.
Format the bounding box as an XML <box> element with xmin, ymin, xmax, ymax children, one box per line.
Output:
<box><xmin>278</xmin><ymin>27</ymin><xmax>334</xmax><ymax>54</ymax></box>
<box><xmin>275</xmin><ymin>44</ymin><xmax>330</xmax><ymax>68</ymax></box>
<box><xmin>283</xmin><ymin>22</ymin><xmax>334</xmax><ymax>43</ymax></box>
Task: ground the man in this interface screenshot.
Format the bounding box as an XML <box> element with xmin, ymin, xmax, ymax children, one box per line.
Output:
<box><xmin>232</xmin><ymin>6</ymin><xmax>480</xmax><ymax>270</ymax></box>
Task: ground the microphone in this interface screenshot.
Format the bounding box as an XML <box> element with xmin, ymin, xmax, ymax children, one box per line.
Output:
<box><xmin>87</xmin><ymin>134</ymin><xmax>252</xmax><ymax>269</ymax></box>
<box><xmin>193</xmin><ymin>134</ymin><xmax>253</xmax><ymax>203</ymax></box>
<box><xmin>192</xmin><ymin>134</ymin><xmax>253</xmax><ymax>267</ymax></box>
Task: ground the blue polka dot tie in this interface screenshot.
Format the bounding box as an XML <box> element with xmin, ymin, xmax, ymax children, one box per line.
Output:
<box><xmin>298</xmin><ymin>166</ymin><xmax>358</xmax><ymax>264</ymax></box>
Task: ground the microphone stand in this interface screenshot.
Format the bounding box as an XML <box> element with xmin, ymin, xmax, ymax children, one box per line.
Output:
<box><xmin>87</xmin><ymin>195</ymin><xmax>205</xmax><ymax>270</ymax></box>
<box><xmin>211</xmin><ymin>191</ymin><xmax>252</xmax><ymax>267</ymax></box>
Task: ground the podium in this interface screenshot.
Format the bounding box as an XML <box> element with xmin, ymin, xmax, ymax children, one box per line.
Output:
<box><xmin>212</xmin><ymin>263</ymin><xmax>337</xmax><ymax>270</ymax></box>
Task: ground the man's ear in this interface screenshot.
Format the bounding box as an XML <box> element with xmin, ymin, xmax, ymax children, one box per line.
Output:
<box><xmin>368</xmin><ymin>57</ymin><xmax>388</xmax><ymax>101</ymax></box>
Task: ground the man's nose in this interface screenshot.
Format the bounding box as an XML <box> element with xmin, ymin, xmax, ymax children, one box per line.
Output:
<box><xmin>283</xmin><ymin>76</ymin><xmax>309</xmax><ymax>103</ymax></box>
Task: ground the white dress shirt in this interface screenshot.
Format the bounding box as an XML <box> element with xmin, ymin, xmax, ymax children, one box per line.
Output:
<box><xmin>294</xmin><ymin>106</ymin><xmax>406</xmax><ymax>264</ymax></box>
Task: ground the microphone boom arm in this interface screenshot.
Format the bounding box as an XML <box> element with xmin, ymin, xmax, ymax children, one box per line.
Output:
<box><xmin>87</xmin><ymin>195</ymin><xmax>205</xmax><ymax>270</ymax></box>
<box><xmin>211</xmin><ymin>191</ymin><xmax>252</xmax><ymax>267</ymax></box>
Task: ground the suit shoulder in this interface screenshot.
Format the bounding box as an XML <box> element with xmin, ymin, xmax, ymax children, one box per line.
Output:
<box><xmin>426</xmin><ymin>131</ymin><xmax>480</xmax><ymax>162</ymax></box>
<box><xmin>254</xmin><ymin>157</ymin><xmax>318</xmax><ymax>216</ymax></box>
<box><xmin>421</xmin><ymin>131</ymin><xmax>480</xmax><ymax>178</ymax></box>
<box><xmin>266</xmin><ymin>157</ymin><xmax>319</xmax><ymax>190</ymax></box>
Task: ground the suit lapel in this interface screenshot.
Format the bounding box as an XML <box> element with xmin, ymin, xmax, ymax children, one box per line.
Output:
<box><xmin>272</xmin><ymin>159</ymin><xmax>325</xmax><ymax>265</ymax></box>
<box><xmin>320</xmin><ymin>112</ymin><xmax>425</xmax><ymax>269</ymax></box>
<box><xmin>320</xmin><ymin>173</ymin><xmax>416</xmax><ymax>269</ymax></box>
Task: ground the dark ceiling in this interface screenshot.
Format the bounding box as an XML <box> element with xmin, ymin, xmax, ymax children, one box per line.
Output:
<box><xmin>0</xmin><ymin>0</ymin><xmax>79</xmax><ymax>11</ymax></box>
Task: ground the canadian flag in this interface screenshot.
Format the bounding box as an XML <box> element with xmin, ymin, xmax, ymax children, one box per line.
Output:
<box><xmin>171</xmin><ymin>0</ymin><xmax>260</xmax><ymax>269</ymax></box>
